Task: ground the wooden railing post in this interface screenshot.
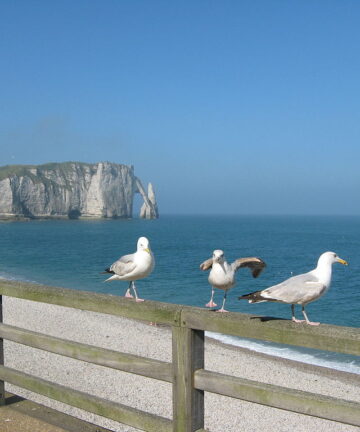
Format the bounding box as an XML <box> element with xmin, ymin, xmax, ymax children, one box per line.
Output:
<box><xmin>172</xmin><ymin>326</ymin><xmax>204</xmax><ymax>432</ymax></box>
<box><xmin>0</xmin><ymin>295</ymin><xmax>4</xmax><ymax>406</ymax></box>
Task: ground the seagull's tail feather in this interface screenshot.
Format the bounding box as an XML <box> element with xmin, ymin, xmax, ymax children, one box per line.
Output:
<box><xmin>238</xmin><ymin>290</ymin><xmax>267</xmax><ymax>303</ymax></box>
<box><xmin>101</xmin><ymin>268</ymin><xmax>117</xmax><ymax>281</ymax></box>
<box><xmin>104</xmin><ymin>274</ymin><xmax>119</xmax><ymax>282</ymax></box>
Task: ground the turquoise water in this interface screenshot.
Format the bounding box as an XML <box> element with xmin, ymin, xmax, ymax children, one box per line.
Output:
<box><xmin>1</xmin><ymin>215</ymin><xmax>359</xmax><ymax>372</ymax></box>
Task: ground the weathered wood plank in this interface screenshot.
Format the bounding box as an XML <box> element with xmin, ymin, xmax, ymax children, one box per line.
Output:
<box><xmin>0</xmin><ymin>323</ymin><xmax>173</xmax><ymax>382</ymax></box>
<box><xmin>0</xmin><ymin>365</ymin><xmax>172</xmax><ymax>432</ymax></box>
<box><xmin>195</xmin><ymin>369</ymin><xmax>360</xmax><ymax>427</ymax></box>
<box><xmin>181</xmin><ymin>307</ymin><xmax>360</xmax><ymax>356</ymax></box>
<box><xmin>0</xmin><ymin>295</ymin><xmax>4</xmax><ymax>406</ymax></box>
<box><xmin>4</xmin><ymin>391</ymin><xmax>114</xmax><ymax>432</ymax></box>
<box><xmin>172</xmin><ymin>327</ymin><xmax>204</xmax><ymax>432</ymax></box>
<box><xmin>0</xmin><ymin>280</ymin><xmax>181</xmax><ymax>326</ymax></box>
<box><xmin>3</xmin><ymin>279</ymin><xmax>360</xmax><ymax>355</ymax></box>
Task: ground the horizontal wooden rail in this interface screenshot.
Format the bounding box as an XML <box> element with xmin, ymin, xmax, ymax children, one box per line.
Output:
<box><xmin>0</xmin><ymin>365</ymin><xmax>172</xmax><ymax>432</ymax></box>
<box><xmin>181</xmin><ymin>308</ymin><xmax>360</xmax><ymax>356</ymax></box>
<box><xmin>1</xmin><ymin>280</ymin><xmax>360</xmax><ymax>355</ymax></box>
<box><xmin>194</xmin><ymin>369</ymin><xmax>360</xmax><ymax>427</ymax></box>
<box><xmin>0</xmin><ymin>280</ymin><xmax>181</xmax><ymax>326</ymax></box>
<box><xmin>0</xmin><ymin>323</ymin><xmax>172</xmax><ymax>382</ymax></box>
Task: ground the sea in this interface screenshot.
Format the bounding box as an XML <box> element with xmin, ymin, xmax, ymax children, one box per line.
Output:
<box><xmin>0</xmin><ymin>215</ymin><xmax>359</xmax><ymax>374</ymax></box>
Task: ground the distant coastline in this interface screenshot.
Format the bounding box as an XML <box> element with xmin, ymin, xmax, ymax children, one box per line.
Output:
<box><xmin>0</xmin><ymin>161</ymin><xmax>159</xmax><ymax>220</ymax></box>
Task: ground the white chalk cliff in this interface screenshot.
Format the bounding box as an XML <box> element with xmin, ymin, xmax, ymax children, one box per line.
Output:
<box><xmin>0</xmin><ymin>162</ymin><xmax>158</xmax><ymax>219</ymax></box>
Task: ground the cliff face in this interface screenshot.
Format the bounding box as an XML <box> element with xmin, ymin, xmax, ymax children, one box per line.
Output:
<box><xmin>139</xmin><ymin>183</ymin><xmax>159</xmax><ymax>219</ymax></box>
<box><xmin>0</xmin><ymin>162</ymin><xmax>159</xmax><ymax>219</ymax></box>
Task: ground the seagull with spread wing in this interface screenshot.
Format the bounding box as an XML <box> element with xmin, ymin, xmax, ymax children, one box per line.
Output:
<box><xmin>200</xmin><ymin>249</ymin><xmax>266</xmax><ymax>312</ymax></box>
<box><xmin>238</xmin><ymin>251</ymin><xmax>348</xmax><ymax>325</ymax></box>
<box><xmin>102</xmin><ymin>236</ymin><xmax>155</xmax><ymax>302</ymax></box>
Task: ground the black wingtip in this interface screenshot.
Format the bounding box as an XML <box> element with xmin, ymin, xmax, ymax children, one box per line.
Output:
<box><xmin>100</xmin><ymin>268</ymin><xmax>114</xmax><ymax>275</ymax></box>
<box><xmin>238</xmin><ymin>290</ymin><xmax>261</xmax><ymax>301</ymax></box>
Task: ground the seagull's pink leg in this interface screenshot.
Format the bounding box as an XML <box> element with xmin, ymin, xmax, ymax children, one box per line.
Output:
<box><xmin>125</xmin><ymin>284</ymin><xmax>134</xmax><ymax>298</ymax></box>
<box><xmin>302</xmin><ymin>307</ymin><xmax>320</xmax><ymax>325</ymax></box>
<box><xmin>132</xmin><ymin>283</ymin><xmax>144</xmax><ymax>302</ymax></box>
<box><xmin>216</xmin><ymin>291</ymin><xmax>228</xmax><ymax>312</ymax></box>
<box><xmin>291</xmin><ymin>304</ymin><xmax>305</xmax><ymax>323</ymax></box>
<box><xmin>206</xmin><ymin>288</ymin><xmax>217</xmax><ymax>307</ymax></box>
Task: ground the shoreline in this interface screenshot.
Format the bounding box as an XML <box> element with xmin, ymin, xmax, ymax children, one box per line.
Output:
<box><xmin>206</xmin><ymin>333</ymin><xmax>360</xmax><ymax>385</ymax></box>
<box><xmin>2</xmin><ymin>297</ymin><xmax>360</xmax><ymax>432</ymax></box>
<box><xmin>130</xmin><ymin>316</ymin><xmax>360</xmax><ymax>382</ymax></box>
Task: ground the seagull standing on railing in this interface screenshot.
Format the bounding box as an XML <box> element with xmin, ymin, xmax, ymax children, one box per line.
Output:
<box><xmin>102</xmin><ymin>236</ymin><xmax>155</xmax><ymax>302</ymax></box>
<box><xmin>238</xmin><ymin>251</ymin><xmax>348</xmax><ymax>325</ymax></box>
<box><xmin>200</xmin><ymin>250</ymin><xmax>266</xmax><ymax>312</ymax></box>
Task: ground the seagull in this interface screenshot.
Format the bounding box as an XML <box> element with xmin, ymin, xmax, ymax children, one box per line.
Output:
<box><xmin>102</xmin><ymin>236</ymin><xmax>155</xmax><ymax>302</ymax></box>
<box><xmin>200</xmin><ymin>250</ymin><xmax>266</xmax><ymax>312</ymax></box>
<box><xmin>238</xmin><ymin>251</ymin><xmax>348</xmax><ymax>325</ymax></box>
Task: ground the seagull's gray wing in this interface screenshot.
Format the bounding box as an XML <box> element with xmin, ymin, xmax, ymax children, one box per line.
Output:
<box><xmin>232</xmin><ymin>257</ymin><xmax>266</xmax><ymax>278</ymax></box>
<box><xmin>261</xmin><ymin>273</ymin><xmax>326</xmax><ymax>304</ymax></box>
<box><xmin>110</xmin><ymin>253</ymin><xmax>137</xmax><ymax>276</ymax></box>
<box><xmin>200</xmin><ymin>258</ymin><xmax>213</xmax><ymax>271</ymax></box>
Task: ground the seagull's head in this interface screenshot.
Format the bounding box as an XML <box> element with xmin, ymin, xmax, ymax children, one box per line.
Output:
<box><xmin>213</xmin><ymin>249</ymin><xmax>225</xmax><ymax>263</ymax></box>
<box><xmin>318</xmin><ymin>251</ymin><xmax>348</xmax><ymax>267</ymax></box>
<box><xmin>137</xmin><ymin>236</ymin><xmax>151</xmax><ymax>254</ymax></box>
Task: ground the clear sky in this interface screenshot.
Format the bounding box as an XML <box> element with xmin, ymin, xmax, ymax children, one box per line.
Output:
<box><xmin>1</xmin><ymin>0</ymin><xmax>359</xmax><ymax>215</ymax></box>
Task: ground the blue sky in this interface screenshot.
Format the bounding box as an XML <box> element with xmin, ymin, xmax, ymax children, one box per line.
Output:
<box><xmin>1</xmin><ymin>0</ymin><xmax>359</xmax><ymax>215</ymax></box>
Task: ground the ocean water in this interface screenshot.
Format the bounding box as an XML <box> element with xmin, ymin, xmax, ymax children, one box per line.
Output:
<box><xmin>0</xmin><ymin>215</ymin><xmax>359</xmax><ymax>373</ymax></box>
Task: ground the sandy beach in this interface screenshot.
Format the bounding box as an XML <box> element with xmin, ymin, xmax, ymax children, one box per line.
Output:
<box><xmin>2</xmin><ymin>296</ymin><xmax>360</xmax><ymax>432</ymax></box>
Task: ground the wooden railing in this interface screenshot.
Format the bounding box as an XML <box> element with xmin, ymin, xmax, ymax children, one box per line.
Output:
<box><xmin>0</xmin><ymin>279</ymin><xmax>360</xmax><ymax>431</ymax></box>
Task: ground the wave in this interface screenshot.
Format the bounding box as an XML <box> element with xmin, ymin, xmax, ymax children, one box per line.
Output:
<box><xmin>207</xmin><ymin>332</ymin><xmax>360</xmax><ymax>375</ymax></box>
<box><xmin>0</xmin><ymin>272</ymin><xmax>35</xmax><ymax>283</ymax></box>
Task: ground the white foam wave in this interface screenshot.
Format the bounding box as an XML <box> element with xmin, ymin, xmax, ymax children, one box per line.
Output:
<box><xmin>0</xmin><ymin>272</ymin><xmax>37</xmax><ymax>284</ymax></box>
<box><xmin>207</xmin><ymin>332</ymin><xmax>360</xmax><ymax>375</ymax></box>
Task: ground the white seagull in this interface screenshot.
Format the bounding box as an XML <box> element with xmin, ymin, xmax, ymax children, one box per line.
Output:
<box><xmin>239</xmin><ymin>251</ymin><xmax>348</xmax><ymax>325</ymax></box>
<box><xmin>200</xmin><ymin>250</ymin><xmax>266</xmax><ymax>312</ymax></box>
<box><xmin>102</xmin><ymin>237</ymin><xmax>155</xmax><ymax>302</ymax></box>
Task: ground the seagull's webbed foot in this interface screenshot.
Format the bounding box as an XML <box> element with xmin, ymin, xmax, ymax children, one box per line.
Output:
<box><xmin>292</xmin><ymin>317</ymin><xmax>306</xmax><ymax>324</ymax></box>
<box><xmin>216</xmin><ymin>308</ymin><xmax>229</xmax><ymax>313</ymax></box>
<box><xmin>132</xmin><ymin>284</ymin><xmax>144</xmax><ymax>302</ymax></box>
<box><xmin>125</xmin><ymin>288</ymin><xmax>134</xmax><ymax>298</ymax></box>
<box><xmin>306</xmin><ymin>321</ymin><xmax>320</xmax><ymax>326</ymax></box>
<box><xmin>301</xmin><ymin>307</ymin><xmax>319</xmax><ymax>326</ymax></box>
<box><xmin>206</xmin><ymin>300</ymin><xmax>217</xmax><ymax>308</ymax></box>
<box><xmin>206</xmin><ymin>288</ymin><xmax>217</xmax><ymax>308</ymax></box>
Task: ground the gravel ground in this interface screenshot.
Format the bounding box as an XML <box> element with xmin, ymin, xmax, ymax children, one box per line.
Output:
<box><xmin>2</xmin><ymin>297</ymin><xmax>360</xmax><ymax>432</ymax></box>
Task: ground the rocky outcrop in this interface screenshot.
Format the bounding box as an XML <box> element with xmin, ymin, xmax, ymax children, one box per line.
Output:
<box><xmin>136</xmin><ymin>179</ymin><xmax>159</xmax><ymax>220</ymax></box>
<box><xmin>0</xmin><ymin>162</ymin><xmax>159</xmax><ymax>219</ymax></box>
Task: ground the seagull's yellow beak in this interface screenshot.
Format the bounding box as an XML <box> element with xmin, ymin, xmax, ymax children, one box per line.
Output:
<box><xmin>337</xmin><ymin>258</ymin><xmax>348</xmax><ymax>266</ymax></box>
<box><xmin>145</xmin><ymin>248</ymin><xmax>151</xmax><ymax>254</ymax></box>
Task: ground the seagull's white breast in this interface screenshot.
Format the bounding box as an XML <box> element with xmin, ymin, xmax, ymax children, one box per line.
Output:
<box><xmin>128</xmin><ymin>251</ymin><xmax>154</xmax><ymax>280</ymax></box>
<box><xmin>311</xmin><ymin>265</ymin><xmax>332</xmax><ymax>290</ymax></box>
<box><xmin>208</xmin><ymin>262</ymin><xmax>235</xmax><ymax>291</ymax></box>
